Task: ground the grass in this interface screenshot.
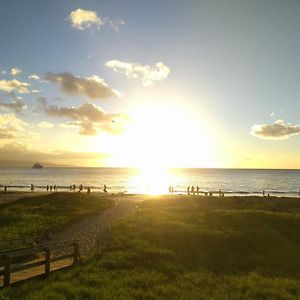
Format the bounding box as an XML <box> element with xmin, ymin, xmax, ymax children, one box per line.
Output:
<box><xmin>0</xmin><ymin>192</ymin><xmax>113</xmax><ymax>240</ymax></box>
<box><xmin>2</xmin><ymin>195</ymin><xmax>300</xmax><ymax>299</ymax></box>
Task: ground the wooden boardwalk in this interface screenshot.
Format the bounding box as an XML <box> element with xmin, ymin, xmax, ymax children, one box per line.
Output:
<box><xmin>0</xmin><ymin>258</ymin><xmax>73</xmax><ymax>286</ymax></box>
<box><xmin>0</xmin><ymin>240</ymin><xmax>79</xmax><ymax>288</ymax></box>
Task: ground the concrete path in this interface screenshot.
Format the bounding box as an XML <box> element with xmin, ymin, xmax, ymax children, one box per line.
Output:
<box><xmin>54</xmin><ymin>195</ymin><xmax>138</xmax><ymax>255</ymax></box>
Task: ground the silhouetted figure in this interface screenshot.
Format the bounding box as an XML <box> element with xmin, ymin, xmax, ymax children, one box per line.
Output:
<box><xmin>205</xmin><ymin>192</ymin><xmax>208</xmax><ymax>196</ymax></box>
<box><xmin>187</xmin><ymin>186</ymin><xmax>190</xmax><ymax>195</ymax></box>
<box><xmin>263</xmin><ymin>190</ymin><xmax>265</xmax><ymax>196</ymax></box>
<box><xmin>30</xmin><ymin>184</ymin><xmax>34</xmax><ymax>192</ymax></box>
<box><xmin>171</xmin><ymin>186</ymin><xmax>174</xmax><ymax>194</ymax></box>
<box><xmin>219</xmin><ymin>189</ymin><xmax>222</xmax><ymax>197</ymax></box>
<box><xmin>79</xmin><ymin>184</ymin><xmax>83</xmax><ymax>192</ymax></box>
<box><xmin>191</xmin><ymin>186</ymin><xmax>195</xmax><ymax>195</ymax></box>
<box><xmin>46</xmin><ymin>185</ymin><xmax>49</xmax><ymax>191</ymax></box>
<box><xmin>4</xmin><ymin>186</ymin><xmax>7</xmax><ymax>192</ymax></box>
<box><xmin>50</xmin><ymin>185</ymin><xmax>53</xmax><ymax>192</ymax></box>
<box><xmin>87</xmin><ymin>187</ymin><xmax>91</xmax><ymax>193</ymax></box>
<box><xmin>73</xmin><ymin>184</ymin><xmax>76</xmax><ymax>191</ymax></box>
<box><xmin>103</xmin><ymin>185</ymin><xmax>107</xmax><ymax>193</ymax></box>
<box><xmin>196</xmin><ymin>186</ymin><xmax>199</xmax><ymax>195</ymax></box>
<box><xmin>209</xmin><ymin>191</ymin><xmax>213</xmax><ymax>196</ymax></box>
<box><xmin>267</xmin><ymin>193</ymin><xmax>270</xmax><ymax>197</ymax></box>
<box><xmin>54</xmin><ymin>185</ymin><xmax>57</xmax><ymax>192</ymax></box>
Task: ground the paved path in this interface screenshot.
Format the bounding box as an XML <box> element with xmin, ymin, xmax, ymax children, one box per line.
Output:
<box><xmin>0</xmin><ymin>195</ymin><xmax>139</xmax><ymax>287</ymax></box>
<box><xmin>54</xmin><ymin>195</ymin><xmax>138</xmax><ymax>255</ymax></box>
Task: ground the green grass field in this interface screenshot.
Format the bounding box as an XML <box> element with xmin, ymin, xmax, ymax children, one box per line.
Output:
<box><xmin>0</xmin><ymin>192</ymin><xmax>113</xmax><ymax>240</ymax></box>
<box><xmin>2</xmin><ymin>195</ymin><xmax>300</xmax><ymax>299</ymax></box>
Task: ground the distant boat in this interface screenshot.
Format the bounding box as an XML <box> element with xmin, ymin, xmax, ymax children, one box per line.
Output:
<box><xmin>32</xmin><ymin>162</ymin><xmax>43</xmax><ymax>169</ymax></box>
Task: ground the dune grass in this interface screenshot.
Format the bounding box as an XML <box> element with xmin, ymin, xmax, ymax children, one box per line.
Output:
<box><xmin>0</xmin><ymin>192</ymin><xmax>113</xmax><ymax>240</ymax></box>
<box><xmin>2</xmin><ymin>195</ymin><xmax>300</xmax><ymax>299</ymax></box>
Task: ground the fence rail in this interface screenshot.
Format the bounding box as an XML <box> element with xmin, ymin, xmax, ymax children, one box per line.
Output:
<box><xmin>0</xmin><ymin>240</ymin><xmax>80</xmax><ymax>288</ymax></box>
<box><xmin>0</xmin><ymin>236</ymin><xmax>39</xmax><ymax>251</ymax></box>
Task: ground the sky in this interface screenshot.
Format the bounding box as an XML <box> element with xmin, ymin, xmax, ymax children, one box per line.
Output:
<box><xmin>0</xmin><ymin>0</ymin><xmax>299</xmax><ymax>168</ymax></box>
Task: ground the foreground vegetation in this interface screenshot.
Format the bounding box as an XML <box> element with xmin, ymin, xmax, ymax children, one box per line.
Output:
<box><xmin>2</xmin><ymin>195</ymin><xmax>300</xmax><ymax>299</ymax></box>
<box><xmin>0</xmin><ymin>192</ymin><xmax>113</xmax><ymax>240</ymax></box>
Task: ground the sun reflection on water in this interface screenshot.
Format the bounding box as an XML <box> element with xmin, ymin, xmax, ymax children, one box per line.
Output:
<box><xmin>130</xmin><ymin>167</ymin><xmax>177</xmax><ymax>195</ymax></box>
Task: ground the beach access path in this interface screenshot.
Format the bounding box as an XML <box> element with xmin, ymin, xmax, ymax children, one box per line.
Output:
<box><xmin>0</xmin><ymin>192</ymin><xmax>140</xmax><ymax>255</ymax></box>
<box><xmin>53</xmin><ymin>194</ymin><xmax>138</xmax><ymax>255</ymax></box>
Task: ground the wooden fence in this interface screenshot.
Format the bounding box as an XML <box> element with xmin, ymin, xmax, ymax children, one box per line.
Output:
<box><xmin>0</xmin><ymin>240</ymin><xmax>80</xmax><ymax>288</ymax></box>
<box><xmin>0</xmin><ymin>236</ymin><xmax>41</xmax><ymax>252</ymax></box>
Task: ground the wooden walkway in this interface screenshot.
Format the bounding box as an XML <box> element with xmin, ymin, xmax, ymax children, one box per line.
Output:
<box><xmin>0</xmin><ymin>258</ymin><xmax>73</xmax><ymax>286</ymax></box>
<box><xmin>0</xmin><ymin>240</ymin><xmax>80</xmax><ymax>288</ymax></box>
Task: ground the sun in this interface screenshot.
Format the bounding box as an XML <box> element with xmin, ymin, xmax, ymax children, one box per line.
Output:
<box><xmin>111</xmin><ymin>101</ymin><xmax>216</xmax><ymax>169</ymax></box>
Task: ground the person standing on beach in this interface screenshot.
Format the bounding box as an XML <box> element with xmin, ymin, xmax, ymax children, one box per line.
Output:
<box><xmin>103</xmin><ymin>185</ymin><xmax>107</xmax><ymax>193</ymax></box>
<box><xmin>191</xmin><ymin>186</ymin><xmax>195</xmax><ymax>195</ymax></box>
<box><xmin>187</xmin><ymin>186</ymin><xmax>190</xmax><ymax>195</ymax></box>
<box><xmin>30</xmin><ymin>184</ymin><xmax>34</xmax><ymax>192</ymax></box>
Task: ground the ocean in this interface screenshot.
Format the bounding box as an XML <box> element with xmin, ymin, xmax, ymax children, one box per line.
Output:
<box><xmin>0</xmin><ymin>168</ymin><xmax>300</xmax><ymax>197</ymax></box>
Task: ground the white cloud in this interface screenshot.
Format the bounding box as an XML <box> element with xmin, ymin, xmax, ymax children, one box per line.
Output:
<box><xmin>0</xmin><ymin>79</ymin><xmax>30</xmax><ymax>94</ymax></box>
<box><xmin>44</xmin><ymin>72</ymin><xmax>121</xmax><ymax>100</ymax></box>
<box><xmin>28</xmin><ymin>74</ymin><xmax>40</xmax><ymax>80</ymax></box>
<box><xmin>1</xmin><ymin>70</ymin><xmax>7</xmax><ymax>75</ymax></box>
<box><xmin>68</xmin><ymin>8</ymin><xmax>104</xmax><ymax>30</ymax></box>
<box><xmin>108</xmin><ymin>20</ymin><xmax>125</xmax><ymax>32</ymax></box>
<box><xmin>11</xmin><ymin>67</ymin><xmax>22</xmax><ymax>76</ymax></box>
<box><xmin>270</xmin><ymin>112</ymin><xmax>274</xmax><ymax>117</ymax></box>
<box><xmin>0</xmin><ymin>113</ymin><xmax>38</xmax><ymax>140</ymax></box>
<box><xmin>37</xmin><ymin>121</ymin><xmax>54</xmax><ymax>129</ymax></box>
<box><xmin>250</xmin><ymin>120</ymin><xmax>300</xmax><ymax>140</ymax></box>
<box><xmin>31</xmin><ymin>89</ymin><xmax>42</xmax><ymax>94</ymax></box>
<box><xmin>0</xmin><ymin>99</ymin><xmax>27</xmax><ymax>113</ymax></box>
<box><xmin>36</xmin><ymin>97</ymin><xmax>128</xmax><ymax>136</ymax></box>
<box><xmin>105</xmin><ymin>60</ymin><xmax>170</xmax><ymax>87</ymax></box>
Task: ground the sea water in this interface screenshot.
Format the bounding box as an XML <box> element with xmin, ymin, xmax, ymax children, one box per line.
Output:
<box><xmin>0</xmin><ymin>168</ymin><xmax>299</xmax><ymax>197</ymax></box>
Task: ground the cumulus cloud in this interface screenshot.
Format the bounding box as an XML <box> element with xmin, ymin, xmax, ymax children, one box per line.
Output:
<box><xmin>0</xmin><ymin>79</ymin><xmax>30</xmax><ymax>94</ymax></box>
<box><xmin>105</xmin><ymin>60</ymin><xmax>170</xmax><ymax>87</ymax></box>
<box><xmin>0</xmin><ymin>98</ymin><xmax>27</xmax><ymax>113</ymax></box>
<box><xmin>10</xmin><ymin>67</ymin><xmax>22</xmax><ymax>76</ymax></box>
<box><xmin>28</xmin><ymin>74</ymin><xmax>40</xmax><ymax>80</ymax></box>
<box><xmin>68</xmin><ymin>8</ymin><xmax>104</xmax><ymax>30</ymax></box>
<box><xmin>36</xmin><ymin>97</ymin><xmax>128</xmax><ymax>136</ymax></box>
<box><xmin>0</xmin><ymin>113</ymin><xmax>38</xmax><ymax>140</ymax></box>
<box><xmin>44</xmin><ymin>72</ymin><xmax>121</xmax><ymax>100</ymax></box>
<box><xmin>37</xmin><ymin>121</ymin><xmax>54</xmax><ymax>129</ymax></box>
<box><xmin>250</xmin><ymin>120</ymin><xmax>300</xmax><ymax>140</ymax></box>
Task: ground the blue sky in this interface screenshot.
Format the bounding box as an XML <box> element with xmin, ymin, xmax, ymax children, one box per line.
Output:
<box><xmin>0</xmin><ymin>0</ymin><xmax>299</xmax><ymax>168</ymax></box>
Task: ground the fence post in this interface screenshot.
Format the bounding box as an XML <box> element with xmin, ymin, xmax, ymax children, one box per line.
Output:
<box><xmin>3</xmin><ymin>255</ymin><xmax>11</xmax><ymax>287</ymax></box>
<box><xmin>73</xmin><ymin>242</ymin><xmax>79</xmax><ymax>264</ymax></box>
<box><xmin>45</xmin><ymin>248</ymin><xmax>51</xmax><ymax>277</ymax></box>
